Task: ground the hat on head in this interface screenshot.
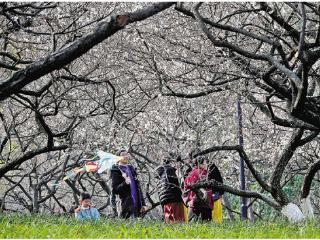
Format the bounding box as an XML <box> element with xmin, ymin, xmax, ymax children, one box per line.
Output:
<box><xmin>116</xmin><ymin>148</ymin><xmax>127</xmax><ymax>156</ymax></box>
<box><xmin>163</xmin><ymin>156</ymin><xmax>171</xmax><ymax>165</ymax></box>
<box><xmin>192</xmin><ymin>155</ymin><xmax>206</xmax><ymax>166</ymax></box>
<box><xmin>117</xmin><ymin>148</ymin><xmax>129</xmax><ymax>164</ymax></box>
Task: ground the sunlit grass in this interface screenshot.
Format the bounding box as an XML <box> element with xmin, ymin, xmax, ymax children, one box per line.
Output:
<box><xmin>0</xmin><ymin>213</ymin><xmax>319</xmax><ymax>238</ymax></box>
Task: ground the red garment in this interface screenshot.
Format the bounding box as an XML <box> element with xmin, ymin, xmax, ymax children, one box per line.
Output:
<box><xmin>183</xmin><ymin>166</ymin><xmax>213</xmax><ymax>209</ymax></box>
<box><xmin>163</xmin><ymin>202</ymin><xmax>186</xmax><ymax>223</ymax></box>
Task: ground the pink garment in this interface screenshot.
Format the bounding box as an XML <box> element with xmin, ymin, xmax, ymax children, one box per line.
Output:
<box><xmin>183</xmin><ymin>166</ymin><xmax>213</xmax><ymax>209</ymax></box>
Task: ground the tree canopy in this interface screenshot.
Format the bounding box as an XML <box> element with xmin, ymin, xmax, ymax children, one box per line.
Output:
<box><xmin>0</xmin><ymin>2</ymin><xmax>319</xmax><ymax>221</ymax></box>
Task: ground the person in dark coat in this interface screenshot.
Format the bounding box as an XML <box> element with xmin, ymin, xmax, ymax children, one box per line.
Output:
<box><xmin>208</xmin><ymin>162</ymin><xmax>224</xmax><ymax>200</ymax></box>
<box><xmin>155</xmin><ymin>156</ymin><xmax>186</xmax><ymax>223</ymax></box>
<box><xmin>110</xmin><ymin>149</ymin><xmax>146</xmax><ymax>218</ymax></box>
<box><xmin>110</xmin><ymin>193</ymin><xmax>118</xmax><ymax>218</ymax></box>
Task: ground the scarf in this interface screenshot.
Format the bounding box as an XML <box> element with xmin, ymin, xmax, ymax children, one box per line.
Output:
<box><xmin>119</xmin><ymin>164</ymin><xmax>139</xmax><ymax>210</ymax></box>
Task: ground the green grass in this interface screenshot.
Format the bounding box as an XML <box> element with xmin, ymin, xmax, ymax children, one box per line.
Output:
<box><xmin>0</xmin><ymin>213</ymin><xmax>320</xmax><ymax>238</ymax></box>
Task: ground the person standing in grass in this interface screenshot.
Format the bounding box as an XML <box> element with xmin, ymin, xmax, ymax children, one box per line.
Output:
<box><xmin>183</xmin><ymin>155</ymin><xmax>213</xmax><ymax>222</ymax></box>
<box><xmin>75</xmin><ymin>192</ymin><xmax>100</xmax><ymax>221</ymax></box>
<box><xmin>155</xmin><ymin>154</ymin><xmax>186</xmax><ymax>223</ymax></box>
<box><xmin>110</xmin><ymin>149</ymin><xmax>146</xmax><ymax>218</ymax></box>
<box><xmin>208</xmin><ymin>161</ymin><xmax>224</xmax><ymax>221</ymax></box>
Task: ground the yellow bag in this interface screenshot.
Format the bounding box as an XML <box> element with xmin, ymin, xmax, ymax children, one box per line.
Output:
<box><xmin>212</xmin><ymin>198</ymin><xmax>222</xmax><ymax>223</ymax></box>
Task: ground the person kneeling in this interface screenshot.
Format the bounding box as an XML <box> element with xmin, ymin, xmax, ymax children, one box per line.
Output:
<box><xmin>75</xmin><ymin>192</ymin><xmax>100</xmax><ymax>221</ymax></box>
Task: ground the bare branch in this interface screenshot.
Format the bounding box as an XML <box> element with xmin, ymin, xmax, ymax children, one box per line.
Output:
<box><xmin>0</xmin><ymin>145</ymin><xmax>68</xmax><ymax>178</ymax></box>
<box><xmin>300</xmin><ymin>160</ymin><xmax>320</xmax><ymax>199</ymax></box>
<box><xmin>190</xmin><ymin>179</ymin><xmax>281</xmax><ymax>210</ymax></box>
<box><xmin>193</xmin><ymin>3</ymin><xmax>269</xmax><ymax>61</ymax></box>
<box><xmin>0</xmin><ymin>2</ymin><xmax>175</xmax><ymax>101</ymax></box>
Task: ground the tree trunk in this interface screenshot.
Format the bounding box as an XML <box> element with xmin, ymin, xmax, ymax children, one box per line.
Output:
<box><xmin>32</xmin><ymin>185</ymin><xmax>39</xmax><ymax>213</ymax></box>
<box><xmin>247</xmin><ymin>173</ymin><xmax>255</xmax><ymax>221</ymax></box>
<box><xmin>222</xmin><ymin>194</ymin><xmax>235</xmax><ymax>221</ymax></box>
<box><xmin>248</xmin><ymin>204</ymin><xmax>255</xmax><ymax>221</ymax></box>
<box><xmin>298</xmin><ymin>159</ymin><xmax>320</xmax><ymax>219</ymax></box>
<box><xmin>300</xmin><ymin>195</ymin><xmax>314</xmax><ymax>219</ymax></box>
<box><xmin>280</xmin><ymin>203</ymin><xmax>304</xmax><ymax>222</ymax></box>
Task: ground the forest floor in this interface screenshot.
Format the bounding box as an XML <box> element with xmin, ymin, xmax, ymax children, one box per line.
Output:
<box><xmin>0</xmin><ymin>213</ymin><xmax>320</xmax><ymax>238</ymax></box>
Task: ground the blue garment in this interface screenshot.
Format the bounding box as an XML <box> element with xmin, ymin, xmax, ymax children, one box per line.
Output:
<box><xmin>75</xmin><ymin>207</ymin><xmax>100</xmax><ymax>221</ymax></box>
<box><xmin>212</xmin><ymin>192</ymin><xmax>220</xmax><ymax>201</ymax></box>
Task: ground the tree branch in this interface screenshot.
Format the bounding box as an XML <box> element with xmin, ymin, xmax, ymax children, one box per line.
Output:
<box><xmin>193</xmin><ymin>3</ymin><xmax>269</xmax><ymax>61</ymax></box>
<box><xmin>0</xmin><ymin>2</ymin><xmax>174</xmax><ymax>101</ymax></box>
<box><xmin>190</xmin><ymin>179</ymin><xmax>281</xmax><ymax>210</ymax></box>
<box><xmin>300</xmin><ymin>160</ymin><xmax>320</xmax><ymax>199</ymax></box>
<box><xmin>0</xmin><ymin>145</ymin><xmax>68</xmax><ymax>178</ymax></box>
<box><xmin>194</xmin><ymin>145</ymin><xmax>272</xmax><ymax>193</ymax></box>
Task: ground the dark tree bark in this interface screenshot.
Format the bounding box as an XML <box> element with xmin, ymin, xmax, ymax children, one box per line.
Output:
<box><xmin>300</xmin><ymin>160</ymin><xmax>320</xmax><ymax>199</ymax></box>
<box><xmin>0</xmin><ymin>2</ymin><xmax>174</xmax><ymax>101</ymax></box>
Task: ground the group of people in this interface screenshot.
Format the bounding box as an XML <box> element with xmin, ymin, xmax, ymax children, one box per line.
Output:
<box><xmin>75</xmin><ymin>149</ymin><xmax>224</xmax><ymax>223</ymax></box>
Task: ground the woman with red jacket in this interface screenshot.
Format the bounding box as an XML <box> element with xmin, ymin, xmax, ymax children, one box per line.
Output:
<box><xmin>183</xmin><ymin>155</ymin><xmax>213</xmax><ymax>222</ymax></box>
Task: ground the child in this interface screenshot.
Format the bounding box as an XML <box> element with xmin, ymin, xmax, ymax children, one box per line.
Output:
<box><xmin>75</xmin><ymin>192</ymin><xmax>100</xmax><ymax>221</ymax></box>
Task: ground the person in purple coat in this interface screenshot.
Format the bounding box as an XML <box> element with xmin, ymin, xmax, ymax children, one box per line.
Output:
<box><xmin>110</xmin><ymin>149</ymin><xmax>146</xmax><ymax>218</ymax></box>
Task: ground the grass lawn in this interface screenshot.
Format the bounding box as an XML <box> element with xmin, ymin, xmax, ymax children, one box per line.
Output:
<box><xmin>0</xmin><ymin>213</ymin><xmax>320</xmax><ymax>238</ymax></box>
